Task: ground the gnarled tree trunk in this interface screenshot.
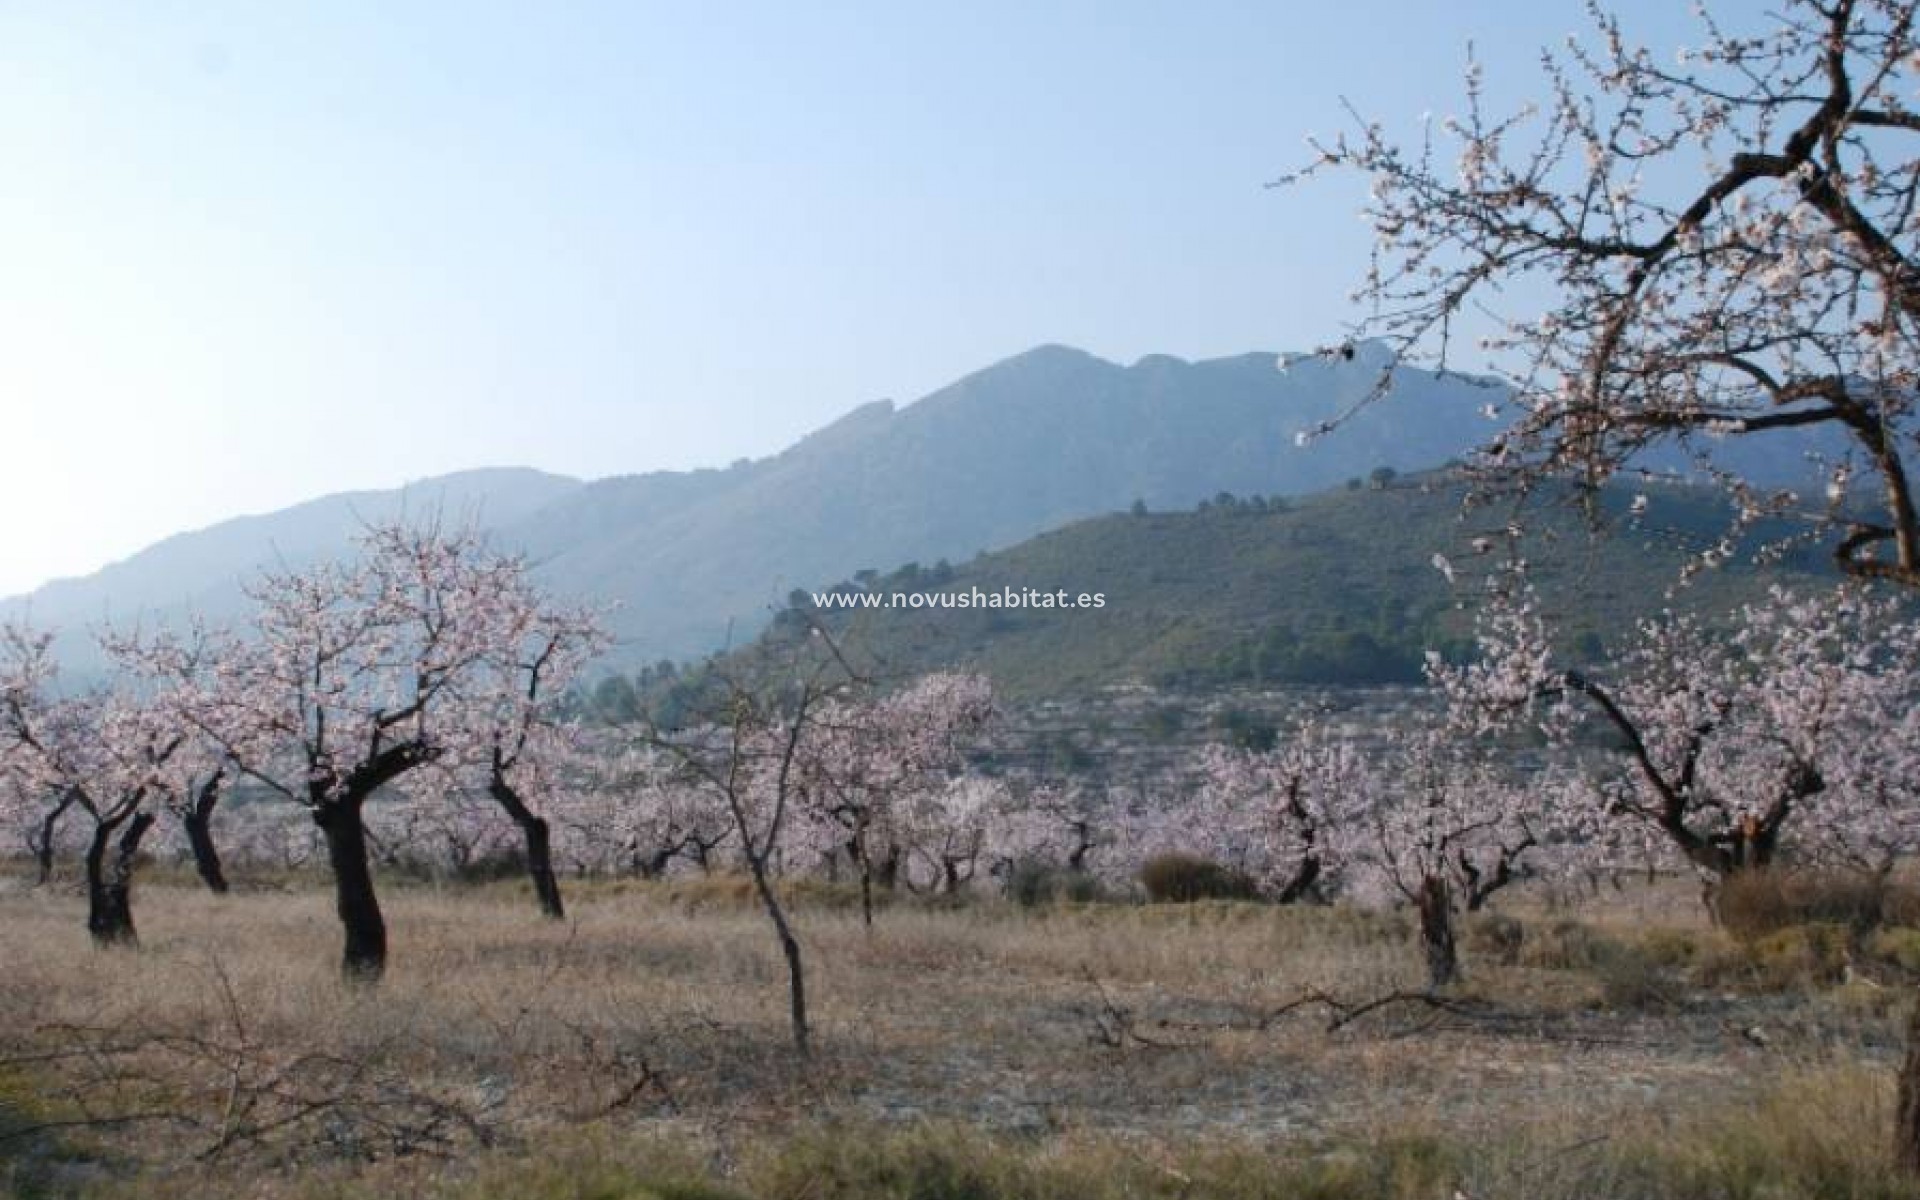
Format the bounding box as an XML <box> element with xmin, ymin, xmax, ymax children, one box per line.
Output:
<box><xmin>748</xmin><ymin>861</ymin><xmax>810</xmax><ymax>1058</ymax></box>
<box><xmin>314</xmin><ymin>799</ymin><xmax>387</xmax><ymax>982</ymax></box>
<box><xmin>489</xmin><ymin>777</ymin><xmax>565</xmax><ymax>920</ymax></box>
<box><xmin>1274</xmin><ymin>854</ymin><xmax>1323</xmax><ymax>905</ymax></box>
<box><xmin>34</xmin><ymin>790</ymin><xmax>76</xmax><ymax>886</ymax></box>
<box><xmin>183</xmin><ymin>809</ymin><xmax>229</xmax><ymax>894</ymax></box>
<box><xmin>182</xmin><ymin>775</ymin><xmax>230</xmax><ymax>895</ymax></box>
<box><xmin>1416</xmin><ymin>874</ymin><xmax>1459</xmax><ymax>990</ymax></box>
<box><xmin>85</xmin><ymin>809</ymin><xmax>155</xmax><ymax>948</ymax></box>
<box><xmin>185</xmin><ymin>814</ymin><xmax>230</xmax><ymax>898</ymax></box>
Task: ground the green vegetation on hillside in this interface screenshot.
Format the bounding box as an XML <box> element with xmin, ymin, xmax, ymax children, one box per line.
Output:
<box><xmin>653</xmin><ymin>474</ymin><xmax>1829</xmax><ymax>703</ymax></box>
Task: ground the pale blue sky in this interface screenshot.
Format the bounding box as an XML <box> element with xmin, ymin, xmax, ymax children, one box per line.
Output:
<box><xmin>1</xmin><ymin>1</ymin><xmax>1706</xmax><ymax>595</ymax></box>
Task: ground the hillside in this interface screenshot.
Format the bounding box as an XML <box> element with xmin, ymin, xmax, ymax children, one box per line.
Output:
<box><xmin>2</xmin><ymin>345</ymin><xmax>1511</xmax><ymax>668</ymax></box>
<box><xmin>706</xmin><ymin>475</ymin><xmax>1831</xmax><ymax>702</ymax></box>
<box><xmin>5</xmin><ymin>343</ymin><xmax>1845</xmax><ymax>674</ymax></box>
<box><xmin>3</xmin><ymin>468</ymin><xmax>586</xmax><ymax>677</ymax></box>
<box><xmin>495</xmin><ymin>343</ymin><xmax>1526</xmax><ymax>659</ymax></box>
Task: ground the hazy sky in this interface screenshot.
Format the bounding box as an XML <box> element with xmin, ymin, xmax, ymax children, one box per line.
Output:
<box><xmin>1</xmin><ymin>1</ymin><xmax>1703</xmax><ymax>596</ymax></box>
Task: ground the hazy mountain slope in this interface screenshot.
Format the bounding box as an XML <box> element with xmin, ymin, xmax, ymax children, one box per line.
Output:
<box><xmin>4</xmin><ymin>467</ymin><xmax>584</xmax><ymax>674</ymax></box>
<box><xmin>510</xmin><ymin>344</ymin><xmax>1518</xmax><ymax>659</ymax></box>
<box><xmin>717</xmin><ymin>476</ymin><xmax>1830</xmax><ymax>702</ymax></box>
<box><xmin>3</xmin><ymin>343</ymin><xmax>1847</xmax><ymax>673</ymax></box>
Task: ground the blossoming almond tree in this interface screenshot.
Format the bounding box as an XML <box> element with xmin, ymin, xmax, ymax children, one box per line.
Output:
<box><xmin>436</xmin><ymin>593</ymin><xmax>606</xmax><ymax>919</ymax></box>
<box><xmin>1178</xmin><ymin>692</ymin><xmax>1552</xmax><ymax>987</ymax></box>
<box><xmin>792</xmin><ymin>671</ymin><xmax>993</xmax><ymax>925</ymax></box>
<box><xmin>0</xmin><ymin>623</ymin><xmax>176</xmax><ymax>946</ymax></box>
<box><xmin>115</xmin><ymin>521</ymin><xmax>569</xmax><ymax>981</ymax></box>
<box><xmin>1326</xmin><ymin>718</ymin><xmax>1546</xmax><ymax>990</ymax></box>
<box><xmin>900</xmin><ymin>774</ymin><xmax>1014</xmax><ymax>894</ymax></box>
<box><xmin>1194</xmin><ymin>722</ymin><xmax>1367</xmax><ymax>904</ymax></box>
<box><xmin>94</xmin><ymin>623</ymin><xmax>240</xmax><ymax>896</ymax></box>
<box><xmin>1</xmin><ymin>748</ymin><xmax>77</xmax><ymax>885</ymax></box>
<box><xmin>1437</xmin><ymin>568</ymin><xmax>1920</xmax><ymax>1162</ymax></box>
<box><xmin>997</xmin><ymin>779</ymin><xmax>1112</xmax><ymax>879</ymax></box>
<box><xmin>1288</xmin><ymin>0</ymin><xmax>1920</xmax><ymax>584</ymax></box>
<box><xmin>575</xmin><ymin>741</ymin><xmax>736</xmax><ymax>877</ymax></box>
<box><xmin>1435</xmin><ymin>577</ymin><xmax>1920</xmax><ymax>880</ymax></box>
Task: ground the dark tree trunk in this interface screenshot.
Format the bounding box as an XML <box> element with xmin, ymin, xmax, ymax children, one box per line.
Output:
<box><xmin>1274</xmin><ymin>855</ymin><xmax>1323</xmax><ymax>905</ymax></box>
<box><xmin>847</xmin><ymin>832</ymin><xmax>875</xmax><ymax>929</ymax></box>
<box><xmin>182</xmin><ymin>771</ymin><xmax>229</xmax><ymax>895</ymax></box>
<box><xmin>1897</xmin><ymin>988</ymin><xmax>1920</xmax><ymax>1174</ymax></box>
<box><xmin>874</xmin><ymin>845</ymin><xmax>901</xmax><ymax>890</ymax></box>
<box><xmin>85</xmin><ymin>810</ymin><xmax>154</xmax><ymax>948</ymax></box>
<box><xmin>518</xmin><ymin>814</ymin><xmax>564</xmax><ymax>920</ymax></box>
<box><xmin>34</xmin><ymin>791</ymin><xmax>75</xmax><ymax>886</ymax></box>
<box><xmin>745</xmin><ymin>855</ymin><xmax>809</xmax><ymax>1057</ymax></box>
<box><xmin>773</xmin><ymin>909</ymin><xmax>809</xmax><ymax>1057</ymax></box>
<box><xmin>183</xmin><ymin>808</ymin><xmax>229</xmax><ymax>895</ymax></box>
<box><xmin>489</xmin><ymin>777</ymin><xmax>565</xmax><ymax>920</ymax></box>
<box><xmin>1066</xmin><ymin>821</ymin><xmax>1092</xmax><ymax>873</ymax></box>
<box><xmin>314</xmin><ymin>800</ymin><xmax>387</xmax><ymax>983</ymax></box>
<box><xmin>1416</xmin><ymin>874</ymin><xmax>1459</xmax><ymax>990</ymax></box>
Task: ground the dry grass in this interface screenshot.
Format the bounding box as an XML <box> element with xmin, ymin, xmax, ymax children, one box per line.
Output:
<box><xmin>0</xmin><ymin>870</ymin><xmax>1914</xmax><ymax>1198</ymax></box>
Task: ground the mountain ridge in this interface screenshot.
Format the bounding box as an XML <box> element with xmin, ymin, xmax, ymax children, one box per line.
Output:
<box><xmin>4</xmin><ymin>343</ymin><xmax>1841</xmax><ymax>673</ymax></box>
<box><xmin>700</xmin><ymin>473</ymin><xmax>1834</xmax><ymax>703</ymax></box>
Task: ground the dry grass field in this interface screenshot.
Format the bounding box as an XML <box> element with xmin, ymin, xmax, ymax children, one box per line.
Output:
<box><xmin>2</xmin><ymin>869</ymin><xmax>1917</xmax><ymax>1199</ymax></box>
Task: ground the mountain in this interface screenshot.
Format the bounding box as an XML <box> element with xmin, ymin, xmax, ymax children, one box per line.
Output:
<box><xmin>5</xmin><ymin>468</ymin><xmax>586</xmax><ymax>675</ymax></box>
<box><xmin>510</xmin><ymin>342</ymin><xmax>1529</xmax><ymax>660</ymax></box>
<box><xmin>693</xmin><ymin>474</ymin><xmax>1832</xmax><ymax>702</ymax></box>
<box><xmin>1</xmin><ymin>343</ymin><xmax>1845</xmax><ymax>672</ymax></box>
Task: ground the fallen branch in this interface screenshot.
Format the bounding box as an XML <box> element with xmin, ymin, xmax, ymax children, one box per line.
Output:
<box><xmin>1080</xmin><ymin>967</ymin><xmax>1195</xmax><ymax>1051</ymax></box>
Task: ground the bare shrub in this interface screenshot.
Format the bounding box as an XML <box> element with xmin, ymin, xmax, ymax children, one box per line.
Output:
<box><xmin>1138</xmin><ymin>853</ymin><xmax>1259</xmax><ymax>904</ymax></box>
<box><xmin>1717</xmin><ymin>869</ymin><xmax>1919</xmax><ymax>940</ymax></box>
<box><xmin>1464</xmin><ymin>912</ymin><xmax>1525</xmax><ymax>967</ymax></box>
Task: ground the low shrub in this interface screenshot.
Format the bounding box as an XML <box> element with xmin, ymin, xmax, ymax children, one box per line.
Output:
<box><xmin>1004</xmin><ymin>861</ymin><xmax>1107</xmax><ymax>908</ymax></box>
<box><xmin>1717</xmin><ymin>868</ymin><xmax>1916</xmax><ymax>939</ymax></box>
<box><xmin>1635</xmin><ymin>926</ymin><xmax>1715</xmax><ymax>968</ymax></box>
<box><xmin>1138</xmin><ymin>853</ymin><xmax>1259</xmax><ymax>904</ymax></box>
<box><xmin>1690</xmin><ymin>922</ymin><xmax>1854</xmax><ymax>993</ymax></box>
<box><xmin>1463</xmin><ymin>912</ymin><xmax>1525</xmax><ymax>966</ymax></box>
<box><xmin>1590</xmin><ymin>940</ymin><xmax>1692</xmax><ymax>1011</ymax></box>
<box><xmin>663</xmin><ymin>874</ymin><xmax>876</xmax><ymax>913</ymax></box>
<box><xmin>1747</xmin><ymin>923</ymin><xmax>1854</xmax><ymax>990</ymax></box>
<box><xmin>1868</xmin><ymin>927</ymin><xmax>1920</xmax><ymax>973</ymax></box>
<box><xmin>1519</xmin><ymin>919</ymin><xmax>1609</xmax><ymax>971</ymax></box>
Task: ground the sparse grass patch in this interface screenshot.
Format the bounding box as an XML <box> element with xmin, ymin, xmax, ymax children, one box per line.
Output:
<box><xmin>1870</xmin><ymin>927</ymin><xmax>1920</xmax><ymax>974</ymax></box>
<box><xmin>67</xmin><ymin>1073</ymin><xmax>1920</xmax><ymax>1200</ymax></box>
<box><xmin>0</xmin><ymin>876</ymin><xmax>1910</xmax><ymax>1198</ymax></box>
<box><xmin>1589</xmin><ymin>938</ymin><xmax>1693</xmax><ymax>1012</ymax></box>
<box><xmin>1463</xmin><ymin>912</ymin><xmax>1524</xmax><ymax>966</ymax></box>
<box><xmin>1517</xmin><ymin>918</ymin><xmax>1610</xmax><ymax>971</ymax></box>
